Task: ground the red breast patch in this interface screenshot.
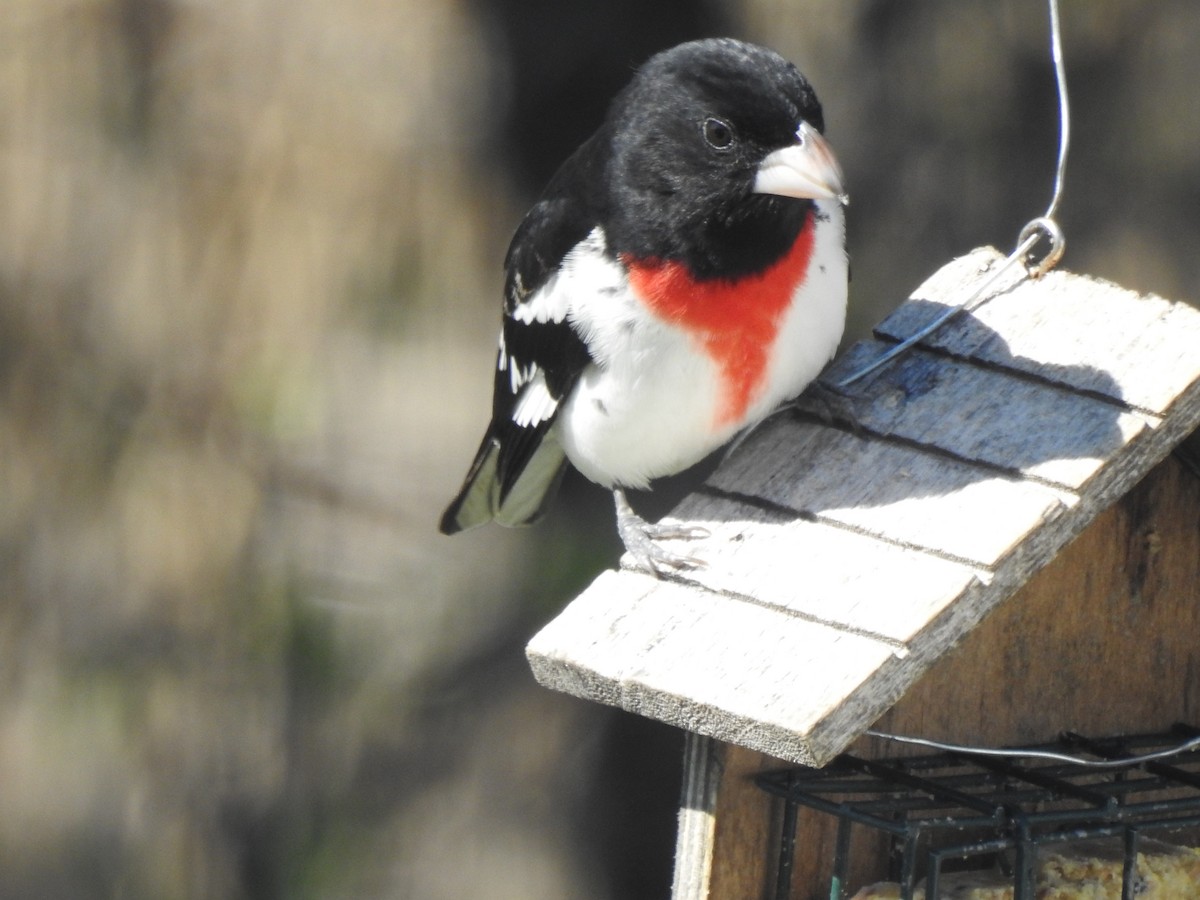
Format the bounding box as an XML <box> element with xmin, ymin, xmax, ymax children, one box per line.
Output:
<box><xmin>624</xmin><ymin>209</ymin><xmax>815</xmax><ymax>428</ymax></box>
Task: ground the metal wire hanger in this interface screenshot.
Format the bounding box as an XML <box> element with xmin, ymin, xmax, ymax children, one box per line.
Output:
<box><xmin>857</xmin><ymin>0</ymin><xmax>1200</xmax><ymax>768</ymax></box>
<box><xmin>865</xmin><ymin>728</ymin><xmax>1200</xmax><ymax>769</ymax></box>
<box><xmin>836</xmin><ymin>0</ymin><xmax>1071</xmax><ymax>389</ymax></box>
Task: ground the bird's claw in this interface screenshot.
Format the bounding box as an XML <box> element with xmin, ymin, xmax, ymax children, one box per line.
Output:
<box><xmin>614</xmin><ymin>489</ymin><xmax>709</xmax><ymax>576</ymax></box>
<box><xmin>624</xmin><ymin>534</ymin><xmax>708</xmax><ymax>576</ymax></box>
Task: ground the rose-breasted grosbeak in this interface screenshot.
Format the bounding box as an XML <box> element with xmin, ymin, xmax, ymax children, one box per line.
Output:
<box><xmin>441</xmin><ymin>37</ymin><xmax>848</xmax><ymax>572</ymax></box>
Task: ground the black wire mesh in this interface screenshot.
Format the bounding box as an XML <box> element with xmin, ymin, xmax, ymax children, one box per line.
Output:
<box><xmin>757</xmin><ymin>723</ymin><xmax>1200</xmax><ymax>900</ymax></box>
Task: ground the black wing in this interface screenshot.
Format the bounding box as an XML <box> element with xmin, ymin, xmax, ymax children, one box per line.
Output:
<box><xmin>440</xmin><ymin>135</ymin><xmax>608</xmax><ymax>532</ymax></box>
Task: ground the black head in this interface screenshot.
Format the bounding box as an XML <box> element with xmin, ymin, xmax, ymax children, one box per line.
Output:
<box><xmin>602</xmin><ymin>38</ymin><xmax>835</xmax><ymax>280</ymax></box>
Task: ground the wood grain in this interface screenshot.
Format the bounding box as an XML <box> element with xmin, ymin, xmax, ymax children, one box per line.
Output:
<box><xmin>876</xmin><ymin>252</ymin><xmax>1200</xmax><ymax>415</ymax></box>
<box><xmin>822</xmin><ymin>342</ymin><xmax>1156</xmax><ymax>491</ymax></box>
<box><xmin>691</xmin><ymin>453</ymin><xmax>1200</xmax><ymax>899</ymax></box>
<box><xmin>529</xmin><ymin>248</ymin><xmax>1200</xmax><ymax>774</ymax></box>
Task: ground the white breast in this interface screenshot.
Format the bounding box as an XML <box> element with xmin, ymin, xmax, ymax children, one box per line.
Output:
<box><xmin>758</xmin><ymin>199</ymin><xmax>848</xmax><ymax>418</ymax></box>
<box><xmin>556</xmin><ymin>206</ymin><xmax>846</xmax><ymax>489</ymax></box>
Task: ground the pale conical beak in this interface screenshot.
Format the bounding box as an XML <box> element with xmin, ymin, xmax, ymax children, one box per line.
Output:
<box><xmin>752</xmin><ymin>121</ymin><xmax>847</xmax><ymax>205</ymax></box>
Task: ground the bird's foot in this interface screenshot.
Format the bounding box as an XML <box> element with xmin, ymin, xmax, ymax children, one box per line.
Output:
<box><xmin>792</xmin><ymin>379</ymin><xmax>865</xmax><ymax>435</ymax></box>
<box><xmin>613</xmin><ymin>488</ymin><xmax>709</xmax><ymax>576</ymax></box>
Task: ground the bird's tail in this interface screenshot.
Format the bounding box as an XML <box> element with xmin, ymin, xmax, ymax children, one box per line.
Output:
<box><xmin>439</xmin><ymin>429</ymin><xmax>569</xmax><ymax>533</ymax></box>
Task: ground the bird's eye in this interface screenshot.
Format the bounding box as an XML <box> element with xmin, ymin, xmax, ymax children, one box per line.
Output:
<box><xmin>702</xmin><ymin>117</ymin><xmax>735</xmax><ymax>151</ymax></box>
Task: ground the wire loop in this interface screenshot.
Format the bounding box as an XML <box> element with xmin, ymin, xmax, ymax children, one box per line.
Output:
<box><xmin>833</xmin><ymin>0</ymin><xmax>1070</xmax><ymax>389</ymax></box>
<box><xmin>1017</xmin><ymin>215</ymin><xmax>1066</xmax><ymax>278</ymax></box>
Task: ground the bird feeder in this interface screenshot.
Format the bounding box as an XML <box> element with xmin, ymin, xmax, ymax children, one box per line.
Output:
<box><xmin>526</xmin><ymin>247</ymin><xmax>1200</xmax><ymax>898</ymax></box>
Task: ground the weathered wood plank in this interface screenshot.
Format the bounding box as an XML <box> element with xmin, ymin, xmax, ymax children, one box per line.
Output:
<box><xmin>528</xmin><ymin>551</ymin><xmax>1047</xmax><ymax>767</ymax></box>
<box><xmin>696</xmin><ymin>418</ymin><xmax>1069</xmax><ymax>567</ymax></box>
<box><xmin>877</xmin><ymin>249</ymin><xmax>1200</xmax><ymax>415</ymax></box>
<box><xmin>527</xmin><ymin>248</ymin><xmax>1200</xmax><ymax>775</ymax></box>
<box><xmin>526</xmin><ymin>570</ymin><xmax>901</xmax><ymax>764</ymax></box>
<box><xmin>649</xmin><ymin>491</ymin><xmax>980</xmax><ymax>643</ymax></box>
<box><xmin>822</xmin><ymin>342</ymin><xmax>1156</xmax><ymax>491</ymax></box>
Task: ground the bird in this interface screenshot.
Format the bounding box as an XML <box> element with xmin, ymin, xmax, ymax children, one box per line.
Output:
<box><xmin>440</xmin><ymin>37</ymin><xmax>848</xmax><ymax>573</ymax></box>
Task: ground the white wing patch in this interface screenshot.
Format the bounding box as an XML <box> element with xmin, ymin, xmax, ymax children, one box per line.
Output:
<box><xmin>498</xmin><ymin>331</ymin><xmax>534</xmax><ymax>393</ymax></box>
<box><xmin>509</xmin><ymin>360</ymin><xmax>539</xmax><ymax>394</ymax></box>
<box><xmin>502</xmin><ymin>235</ymin><xmax>610</xmax><ymax>423</ymax></box>
<box><xmin>499</xmin><ymin>228</ymin><xmax>619</xmax><ymax>436</ymax></box>
<box><xmin>511</xmin><ymin>369</ymin><xmax>558</xmax><ymax>427</ymax></box>
<box><xmin>511</xmin><ymin>269</ymin><xmax>571</xmax><ymax>326</ymax></box>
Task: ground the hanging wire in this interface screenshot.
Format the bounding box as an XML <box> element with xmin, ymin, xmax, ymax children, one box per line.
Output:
<box><xmin>865</xmin><ymin>729</ymin><xmax>1200</xmax><ymax>770</ymax></box>
<box><xmin>837</xmin><ymin>0</ymin><xmax>1070</xmax><ymax>389</ymax></box>
<box><xmin>844</xmin><ymin>0</ymin><xmax>1200</xmax><ymax>783</ymax></box>
<box><xmin>1043</xmin><ymin>0</ymin><xmax>1070</xmax><ymax>221</ymax></box>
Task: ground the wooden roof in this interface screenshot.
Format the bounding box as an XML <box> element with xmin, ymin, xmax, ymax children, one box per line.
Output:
<box><xmin>526</xmin><ymin>247</ymin><xmax>1200</xmax><ymax>767</ymax></box>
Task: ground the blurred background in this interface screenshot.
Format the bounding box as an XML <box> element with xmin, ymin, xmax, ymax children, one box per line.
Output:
<box><xmin>1</xmin><ymin>0</ymin><xmax>1197</xmax><ymax>897</ymax></box>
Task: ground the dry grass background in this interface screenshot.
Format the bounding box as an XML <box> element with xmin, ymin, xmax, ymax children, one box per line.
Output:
<box><xmin>1</xmin><ymin>0</ymin><xmax>1197</xmax><ymax>897</ymax></box>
